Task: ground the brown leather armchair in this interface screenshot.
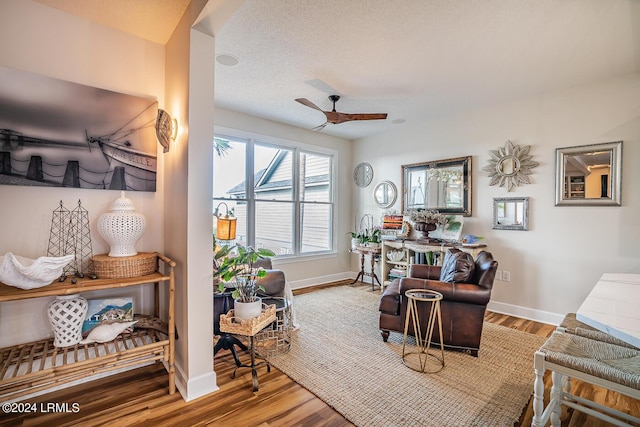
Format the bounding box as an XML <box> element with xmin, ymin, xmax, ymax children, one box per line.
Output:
<box><xmin>379</xmin><ymin>250</ymin><xmax>498</xmax><ymax>356</ymax></box>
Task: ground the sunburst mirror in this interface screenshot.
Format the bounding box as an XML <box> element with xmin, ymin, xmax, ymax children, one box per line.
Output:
<box><xmin>483</xmin><ymin>140</ymin><xmax>538</xmax><ymax>192</ymax></box>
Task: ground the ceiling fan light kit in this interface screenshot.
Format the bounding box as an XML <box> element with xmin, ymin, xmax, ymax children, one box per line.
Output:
<box><xmin>295</xmin><ymin>95</ymin><xmax>387</xmax><ymax>131</ymax></box>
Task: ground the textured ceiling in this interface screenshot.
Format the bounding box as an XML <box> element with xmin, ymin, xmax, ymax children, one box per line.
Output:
<box><xmin>35</xmin><ymin>0</ymin><xmax>639</xmax><ymax>141</ymax></box>
<box><xmin>214</xmin><ymin>0</ymin><xmax>639</xmax><ymax>140</ymax></box>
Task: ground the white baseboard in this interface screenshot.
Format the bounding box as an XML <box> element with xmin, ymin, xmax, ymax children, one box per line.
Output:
<box><xmin>487</xmin><ymin>300</ymin><xmax>564</xmax><ymax>326</ymax></box>
<box><xmin>174</xmin><ymin>360</ymin><xmax>219</xmax><ymax>402</ymax></box>
<box><xmin>289</xmin><ymin>271</ymin><xmax>360</xmax><ymax>290</ymax></box>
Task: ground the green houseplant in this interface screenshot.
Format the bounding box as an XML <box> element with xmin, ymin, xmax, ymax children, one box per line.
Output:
<box><xmin>213</xmin><ymin>244</ymin><xmax>276</xmax><ymax>320</ymax></box>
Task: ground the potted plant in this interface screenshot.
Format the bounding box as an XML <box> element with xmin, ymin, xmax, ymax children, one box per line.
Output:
<box><xmin>364</xmin><ymin>226</ymin><xmax>382</xmax><ymax>248</ymax></box>
<box><xmin>213</xmin><ymin>244</ymin><xmax>276</xmax><ymax>320</ymax></box>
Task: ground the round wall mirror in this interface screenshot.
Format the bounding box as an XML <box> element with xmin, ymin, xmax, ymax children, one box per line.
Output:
<box><xmin>354</xmin><ymin>162</ymin><xmax>374</xmax><ymax>187</ymax></box>
<box><xmin>373</xmin><ymin>181</ymin><xmax>397</xmax><ymax>208</ymax></box>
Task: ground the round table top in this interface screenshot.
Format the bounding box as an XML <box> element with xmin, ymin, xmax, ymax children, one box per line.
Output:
<box><xmin>405</xmin><ymin>289</ymin><xmax>443</xmax><ymax>302</ymax></box>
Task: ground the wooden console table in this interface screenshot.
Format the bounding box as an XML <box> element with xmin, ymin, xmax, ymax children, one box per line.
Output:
<box><xmin>381</xmin><ymin>240</ymin><xmax>487</xmax><ymax>290</ymax></box>
<box><xmin>0</xmin><ymin>253</ymin><xmax>175</xmax><ymax>402</ymax></box>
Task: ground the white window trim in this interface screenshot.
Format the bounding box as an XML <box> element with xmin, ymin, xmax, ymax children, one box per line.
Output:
<box><xmin>213</xmin><ymin>128</ymin><xmax>337</xmax><ymax>259</ymax></box>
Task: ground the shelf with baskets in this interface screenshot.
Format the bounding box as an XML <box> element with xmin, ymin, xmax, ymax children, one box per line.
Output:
<box><xmin>0</xmin><ymin>252</ymin><xmax>175</xmax><ymax>402</ymax></box>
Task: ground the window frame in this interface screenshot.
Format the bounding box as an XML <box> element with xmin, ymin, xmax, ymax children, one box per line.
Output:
<box><xmin>213</xmin><ymin>129</ymin><xmax>337</xmax><ymax>258</ymax></box>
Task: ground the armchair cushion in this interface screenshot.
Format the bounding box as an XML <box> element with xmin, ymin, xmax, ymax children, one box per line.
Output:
<box><xmin>256</xmin><ymin>269</ymin><xmax>286</xmax><ymax>297</ymax></box>
<box><xmin>439</xmin><ymin>248</ymin><xmax>475</xmax><ymax>283</ymax></box>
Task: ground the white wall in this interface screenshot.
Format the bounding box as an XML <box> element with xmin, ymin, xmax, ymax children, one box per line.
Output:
<box><xmin>214</xmin><ymin>108</ymin><xmax>356</xmax><ymax>287</ymax></box>
<box><xmin>354</xmin><ymin>73</ymin><xmax>640</xmax><ymax>324</ymax></box>
<box><xmin>0</xmin><ymin>0</ymin><xmax>165</xmax><ymax>346</ymax></box>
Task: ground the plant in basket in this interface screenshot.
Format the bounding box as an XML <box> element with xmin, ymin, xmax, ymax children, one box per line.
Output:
<box><xmin>213</xmin><ymin>244</ymin><xmax>275</xmax><ymax>320</ymax></box>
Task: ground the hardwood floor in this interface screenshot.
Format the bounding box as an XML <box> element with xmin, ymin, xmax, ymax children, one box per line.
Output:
<box><xmin>2</xmin><ymin>283</ymin><xmax>637</xmax><ymax>426</ymax></box>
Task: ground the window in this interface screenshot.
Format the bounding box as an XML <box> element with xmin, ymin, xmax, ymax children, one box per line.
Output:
<box><xmin>213</xmin><ymin>134</ymin><xmax>334</xmax><ymax>256</ymax></box>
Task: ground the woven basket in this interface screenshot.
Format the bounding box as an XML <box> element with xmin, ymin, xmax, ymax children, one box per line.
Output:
<box><xmin>92</xmin><ymin>252</ymin><xmax>157</xmax><ymax>279</ymax></box>
<box><xmin>219</xmin><ymin>304</ymin><xmax>276</xmax><ymax>336</ymax></box>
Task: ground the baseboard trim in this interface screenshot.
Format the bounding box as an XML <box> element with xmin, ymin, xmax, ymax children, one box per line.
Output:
<box><xmin>289</xmin><ymin>271</ymin><xmax>361</xmax><ymax>290</ymax></box>
<box><xmin>487</xmin><ymin>300</ymin><xmax>564</xmax><ymax>326</ymax></box>
<box><xmin>174</xmin><ymin>361</ymin><xmax>219</xmax><ymax>402</ymax></box>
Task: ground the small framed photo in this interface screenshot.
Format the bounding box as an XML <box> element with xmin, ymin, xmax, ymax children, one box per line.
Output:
<box><xmin>82</xmin><ymin>297</ymin><xmax>134</xmax><ymax>334</ymax></box>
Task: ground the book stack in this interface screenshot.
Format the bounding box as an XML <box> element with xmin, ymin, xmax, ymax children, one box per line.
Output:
<box><xmin>388</xmin><ymin>266</ymin><xmax>407</xmax><ymax>280</ymax></box>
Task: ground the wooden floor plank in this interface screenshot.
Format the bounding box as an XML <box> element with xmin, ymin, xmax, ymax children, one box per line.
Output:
<box><xmin>1</xmin><ymin>283</ymin><xmax>636</xmax><ymax>426</ymax></box>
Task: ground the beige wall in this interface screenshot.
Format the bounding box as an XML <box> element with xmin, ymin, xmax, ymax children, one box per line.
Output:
<box><xmin>0</xmin><ymin>0</ymin><xmax>165</xmax><ymax>346</ymax></box>
<box><xmin>354</xmin><ymin>73</ymin><xmax>640</xmax><ymax>323</ymax></box>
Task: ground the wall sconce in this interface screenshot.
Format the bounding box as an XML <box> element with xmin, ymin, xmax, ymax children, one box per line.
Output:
<box><xmin>214</xmin><ymin>202</ymin><xmax>236</xmax><ymax>240</ymax></box>
<box><xmin>171</xmin><ymin>118</ymin><xmax>179</xmax><ymax>141</ymax></box>
<box><xmin>155</xmin><ymin>109</ymin><xmax>178</xmax><ymax>153</ymax></box>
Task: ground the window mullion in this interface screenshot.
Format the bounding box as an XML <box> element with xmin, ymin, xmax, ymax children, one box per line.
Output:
<box><xmin>247</xmin><ymin>139</ymin><xmax>255</xmax><ymax>246</ymax></box>
<box><xmin>293</xmin><ymin>148</ymin><xmax>301</xmax><ymax>255</ymax></box>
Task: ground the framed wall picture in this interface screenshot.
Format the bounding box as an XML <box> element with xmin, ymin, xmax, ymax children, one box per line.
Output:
<box><xmin>0</xmin><ymin>66</ymin><xmax>158</xmax><ymax>191</ymax></box>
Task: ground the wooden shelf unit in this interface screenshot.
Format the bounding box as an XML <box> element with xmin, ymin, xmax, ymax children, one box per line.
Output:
<box><xmin>381</xmin><ymin>241</ymin><xmax>487</xmax><ymax>291</ymax></box>
<box><xmin>0</xmin><ymin>253</ymin><xmax>175</xmax><ymax>402</ymax></box>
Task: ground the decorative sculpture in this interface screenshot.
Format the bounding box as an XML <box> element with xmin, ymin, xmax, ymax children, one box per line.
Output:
<box><xmin>0</xmin><ymin>253</ymin><xmax>74</xmax><ymax>289</ymax></box>
<box><xmin>80</xmin><ymin>321</ymin><xmax>138</xmax><ymax>344</ymax></box>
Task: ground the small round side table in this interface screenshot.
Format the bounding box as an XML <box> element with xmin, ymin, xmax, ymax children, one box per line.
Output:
<box><xmin>402</xmin><ymin>289</ymin><xmax>445</xmax><ymax>373</ymax></box>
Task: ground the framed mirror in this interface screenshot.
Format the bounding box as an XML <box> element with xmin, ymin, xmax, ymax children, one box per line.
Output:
<box><xmin>555</xmin><ymin>141</ymin><xmax>622</xmax><ymax>206</ymax></box>
<box><xmin>493</xmin><ymin>197</ymin><xmax>529</xmax><ymax>230</ymax></box>
<box><xmin>401</xmin><ymin>156</ymin><xmax>472</xmax><ymax>216</ymax></box>
<box><xmin>373</xmin><ymin>181</ymin><xmax>397</xmax><ymax>208</ymax></box>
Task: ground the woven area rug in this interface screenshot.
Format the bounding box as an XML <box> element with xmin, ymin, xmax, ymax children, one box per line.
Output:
<box><xmin>268</xmin><ymin>285</ymin><xmax>546</xmax><ymax>427</ymax></box>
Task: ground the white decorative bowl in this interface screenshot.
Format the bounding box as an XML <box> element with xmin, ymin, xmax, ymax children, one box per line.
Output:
<box><xmin>0</xmin><ymin>253</ymin><xmax>74</xmax><ymax>289</ymax></box>
<box><xmin>386</xmin><ymin>250</ymin><xmax>405</xmax><ymax>262</ymax></box>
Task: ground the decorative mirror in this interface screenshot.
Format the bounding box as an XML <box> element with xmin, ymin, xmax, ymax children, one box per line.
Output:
<box><xmin>555</xmin><ymin>141</ymin><xmax>622</xmax><ymax>206</ymax></box>
<box><xmin>401</xmin><ymin>156</ymin><xmax>472</xmax><ymax>216</ymax></box>
<box><xmin>493</xmin><ymin>197</ymin><xmax>529</xmax><ymax>230</ymax></box>
<box><xmin>483</xmin><ymin>140</ymin><xmax>539</xmax><ymax>192</ymax></box>
<box><xmin>354</xmin><ymin>162</ymin><xmax>374</xmax><ymax>187</ymax></box>
<box><xmin>373</xmin><ymin>181</ymin><xmax>397</xmax><ymax>208</ymax></box>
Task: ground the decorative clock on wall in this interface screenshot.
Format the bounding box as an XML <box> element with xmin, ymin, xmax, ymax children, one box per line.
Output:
<box><xmin>354</xmin><ymin>162</ymin><xmax>374</xmax><ymax>187</ymax></box>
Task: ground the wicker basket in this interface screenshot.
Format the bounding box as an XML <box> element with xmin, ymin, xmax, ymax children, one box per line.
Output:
<box><xmin>92</xmin><ymin>252</ymin><xmax>157</xmax><ymax>279</ymax></box>
<box><xmin>219</xmin><ymin>303</ymin><xmax>276</xmax><ymax>336</ymax></box>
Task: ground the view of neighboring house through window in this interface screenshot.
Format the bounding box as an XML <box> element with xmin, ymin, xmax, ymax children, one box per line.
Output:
<box><xmin>213</xmin><ymin>134</ymin><xmax>334</xmax><ymax>256</ymax></box>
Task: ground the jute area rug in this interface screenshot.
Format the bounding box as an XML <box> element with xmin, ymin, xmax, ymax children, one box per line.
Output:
<box><xmin>268</xmin><ymin>285</ymin><xmax>546</xmax><ymax>427</ymax></box>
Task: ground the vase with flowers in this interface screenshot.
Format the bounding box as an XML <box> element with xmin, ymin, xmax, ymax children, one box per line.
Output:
<box><xmin>405</xmin><ymin>209</ymin><xmax>448</xmax><ymax>243</ymax></box>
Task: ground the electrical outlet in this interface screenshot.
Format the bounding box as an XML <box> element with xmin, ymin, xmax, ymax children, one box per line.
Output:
<box><xmin>496</xmin><ymin>270</ymin><xmax>502</xmax><ymax>281</ymax></box>
<box><xmin>502</xmin><ymin>271</ymin><xmax>511</xmax><ymax>282</ymax></box>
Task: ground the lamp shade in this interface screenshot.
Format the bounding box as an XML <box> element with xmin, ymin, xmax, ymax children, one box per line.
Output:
<box><xmin>216</xmin><ymin>215</ymin><xmax>237</xmax><ymax>240</ymax></box>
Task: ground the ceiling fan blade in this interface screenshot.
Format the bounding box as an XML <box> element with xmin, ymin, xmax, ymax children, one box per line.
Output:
<box><xmin>312</xmin><ymin>122</ymin><xmax>328</xmax><ymax>131</ymax></box>
<box><xmin>295</xmin><ymin>98</ymin><xmax>324</xmax><ymax>111</ymax></box>
<box><xmin>342</xmin><ymin>113</ymin><xmax>388</xmax><ymax>121</ymax></box>
<box><xmin>331</xmin><ymin>112</ymin><xmax>388</xmax><ymax>124</ymax></box>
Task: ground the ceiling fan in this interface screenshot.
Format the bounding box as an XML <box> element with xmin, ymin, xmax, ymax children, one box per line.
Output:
<box><xmin>295</xmin><ymin>95</ymin><xmax>387</xmax><ymax>131</ymax></box>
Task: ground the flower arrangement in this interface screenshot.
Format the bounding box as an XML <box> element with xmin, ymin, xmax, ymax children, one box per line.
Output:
<box><xmin>348</xmin><ymin>214</ymin><xmax>382</xmax><ymax>246</ymax></box>
<box><xmin>404</xmin><ymin>209</ymin><xmax>447</xmax><ymax>225</ymax></box>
